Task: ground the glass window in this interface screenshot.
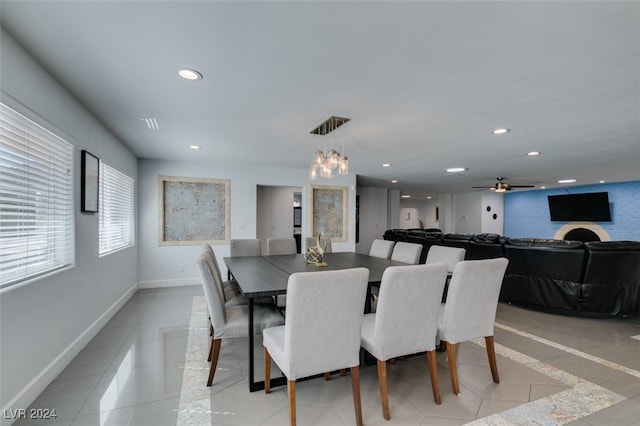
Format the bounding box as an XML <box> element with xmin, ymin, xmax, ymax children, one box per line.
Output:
<box><xmin>99</xmin><ymin>162</ymin><xmax>134</xmax><ymax>255</ymax></box>
<box><xmin>0</xmin><ymin>102</ymin><xmax>74</xmax><ymax>288</ymax></box>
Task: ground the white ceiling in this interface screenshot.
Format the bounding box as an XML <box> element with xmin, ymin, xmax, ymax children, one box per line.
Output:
<box><xmin>2</xmin><ymin>1</ymin><xmax>639</xmax><ymax>198</ymax></box>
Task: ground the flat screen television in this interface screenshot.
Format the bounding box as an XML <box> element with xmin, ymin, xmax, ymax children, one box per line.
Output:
<box><xmin>547</xmin><ymin>192</ymin><xmax>611</xmax><ymax>222</ymax></box>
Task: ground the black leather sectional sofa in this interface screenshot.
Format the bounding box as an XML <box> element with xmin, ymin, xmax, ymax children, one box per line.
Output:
<box><xmin>383</xmin><ymin>229</ymin><xmax>640</xmax><ymax>317</ymax></box>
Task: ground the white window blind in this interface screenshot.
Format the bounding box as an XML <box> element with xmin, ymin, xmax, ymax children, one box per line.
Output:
<box><xmin>99</xmin><ymin>162</ymin><xmax>134</xmax><ymax>255</ymax></box>
<box><xmin>0</xmin><ymin>102</ymin><xmax>74</xmax><ymax>288</ymax></box>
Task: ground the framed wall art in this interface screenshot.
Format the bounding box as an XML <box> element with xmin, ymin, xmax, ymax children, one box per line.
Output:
<box><xmin>158</xmin><ymin>175</ymin><xmax>230</xmax><ymax>246</ymax></box>
<box><xmin>310</xmin><ymin>184</ymin><xmax>348</xmax><ymax>242</ymax></box>
<box><xmin>81</xmin><ymin>150</ymin><xmax>99</xmax><ymax>212</ymax></box>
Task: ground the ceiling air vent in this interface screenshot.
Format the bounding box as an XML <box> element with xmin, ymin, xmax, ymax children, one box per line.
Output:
<box><xmin>142</xmin><ymin>118</ymin><xmax>159</xmax><ymax>130</ymax></box>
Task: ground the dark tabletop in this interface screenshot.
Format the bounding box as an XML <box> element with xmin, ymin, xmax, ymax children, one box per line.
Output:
<box><xmin>224</xmin><ymin>252</ymin><xmax>407</xmax><ymax>299</ymax></box>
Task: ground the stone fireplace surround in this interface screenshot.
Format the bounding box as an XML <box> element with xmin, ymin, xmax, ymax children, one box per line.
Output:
<box><xmin>553</xmin><ymin>222</ymin><xmax>611</xmax><ymax>242</ymax></box>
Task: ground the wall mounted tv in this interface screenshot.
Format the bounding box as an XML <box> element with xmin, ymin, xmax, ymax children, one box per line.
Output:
<box><xmin>547</xmin><ymin>192</ymin><xmax>611</xmax><ymax>222</ymax></box>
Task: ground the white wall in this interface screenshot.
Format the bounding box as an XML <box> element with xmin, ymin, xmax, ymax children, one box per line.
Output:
<box><xmin>0</xmin><ymin>29</ymin><xmax>138</xmax><ymax>419</ymax></box>
<box><xmin>481</xmin><ymin>191</ymin><xmax>505</xmax><ymax>234</ymax></box>
<box><xmin>355</xmin><ymin>187</ymin><xmax>388</xmax><ymax>254</ymax></box>
<box><xmin>438</xmin><ymin>193</ymin><xmax>454</xmax><ymax>233</ymax></box>
<box><xmin>137</xmin><ymin>159</ymin><xmax>357</xmax><ymax>284</ymax></box>
<box><xmin>257</xmin><ymin>185</ymin><xmax>300</xmax><ymax>254</ymax></box>
<box><xmin>398</xmin><ymin>198</ymin><xmax>440</xmax><ymax>230</ymax></box>
<box><xmin>387</xmin><ymin>189</ymin><xmax>400</xmax><ymax>230</ymax></box>
<box><xmin>453</xmin><ymin>191</ymin><xmax>482</xmax><ymax>233</ymax></box>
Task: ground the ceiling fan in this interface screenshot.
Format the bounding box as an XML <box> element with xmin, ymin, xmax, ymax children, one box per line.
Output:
<box><xmin>472</xmin><ymin>177</ymin><xmax>535</xmax><ymax>193</ymax></box>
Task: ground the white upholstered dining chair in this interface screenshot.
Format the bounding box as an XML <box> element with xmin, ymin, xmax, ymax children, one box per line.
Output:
<box><xmin>369</xmin><ymin>239</ymin><xmax>395</xmax><ymax>259</ymax></box>
<box><xmin>425</xmin><ymin>245</ymin><xmax>466</xmax><ymax>273</ymax></box>
<box><xmin>361</xmin><ymin>264</ymin><xmax>449</xmax><ymax>419</ymax></box>
<box><xmin>196</xmin><ymin>254</ymin><xmax>284</xmax><ymax>387</ymax></box>
<box><xmin>228</xmin><ymin>238</ymin><xmax>261</xmax><ymax>279</ymax></box>
<box><xmin>266</xmin><ymin>237</ymin><xmax>297</xmax><ymax>255</ymax></box>
<box><xmin>266</xmin><ymin>238</ymin><xmax>298</xmax><ymax>308</ymax></box>
<box><xmin>202</xmin><ymin>244</ymin><xmax>244</xmax><ymax>305</ymax></box>
<box><xmin>263</xmin><ymin>268</ymin><xmax>369</xmax><ymax>426</ymax></box>
<box><xmin>437</xmin><ymin>257</ymin><xmax>509</xmax><ymax>395</ymax></box>
<box><xmin>390</xmin><ymin>241</ymin><xmax>423</xmax><ymax>264</ymax></box>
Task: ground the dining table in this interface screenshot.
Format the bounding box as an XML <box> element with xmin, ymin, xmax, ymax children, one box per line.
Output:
<box><xmin>224</xmin><ymin>251</ymin><xmax>407</xmax><ymax>392</ymax></box>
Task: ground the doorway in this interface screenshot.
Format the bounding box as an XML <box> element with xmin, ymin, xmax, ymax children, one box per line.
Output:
<box><xmin>256</xmin><ymin>185</ymin><xmax>303</xmax><ymax>254</ymax></box>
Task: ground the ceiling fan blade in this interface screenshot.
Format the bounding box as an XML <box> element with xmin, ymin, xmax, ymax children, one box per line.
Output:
<box><xmin>472</xmin><ymin>186</ymin><xmax>493</xmax><ymax>189</ymax></box>
<box><xmin>509</xmin><ymin>185</ymin><xmax>535</xmax><ymax>188</ymax></box>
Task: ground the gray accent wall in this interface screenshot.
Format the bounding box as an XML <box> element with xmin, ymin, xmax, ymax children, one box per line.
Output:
<box><xmin>0</xmin><ymin>30</ymin><xmax>138</xmax><ymax>418</ymax></box>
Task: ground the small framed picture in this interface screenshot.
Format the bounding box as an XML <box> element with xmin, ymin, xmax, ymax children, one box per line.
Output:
<box><xmin>81</xmin><ymin>150</ymin><xmax>99</xmax><ymax>212</ymax></box>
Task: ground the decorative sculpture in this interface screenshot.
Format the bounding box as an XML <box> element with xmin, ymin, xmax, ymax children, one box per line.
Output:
<box><xmin>304</xmin><ymin>233</ymin><xmax>328</xmax><ymax>266</ymax></box>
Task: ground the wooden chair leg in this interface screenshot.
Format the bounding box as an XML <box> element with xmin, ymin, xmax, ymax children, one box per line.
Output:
<box><xmin>445</xmin><ymin>341</ymin><xmax>461</xmax><ymax>395</ymax></box>
<box><xmin>350</xmin><ymin>366</ymin><xmax>363</xmax><ymax>426</ymax></box>
<box><xmin>265</xmin><ymin>348</ymin><xmax>272</xmax><ymax>394</ymax></box>
<box><xmin>207</xmin><ymin>338</ymin><xmax>221</xmax><ymax>386</ymax></box>
<box><xmin>324</xmin><ymin>369</ymin><xmax>347</xmax><ymax>381</ymax></box>
<box><xmin>207</xmin><ymin>336</ymin><xmax>214</xmax><ymax>362</ymax></box>
<box><xmin>377</xmin><ymin>359</ymin><xmax>390</xmax><ymax>420</ymax></box>
<box><xmin>485</xmin><ymin>336</ymin><xmax>500</xmax><ymax>383</ymax></box>
<box><xmin>287</xmin><ymin>379</ymin><xmax>296</xmax><ymax>426</ymax></box>
<box><xmin>426</xmin><ymin>350</ymin><xmax>441</xmax><ymax>405</ymax></box>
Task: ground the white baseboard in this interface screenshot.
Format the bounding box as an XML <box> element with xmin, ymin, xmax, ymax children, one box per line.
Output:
<box><xmin>1</xmin><ymin>283</ymin><xmax>138</xmax><ymax>426</ymax></box>
<box><xmin>137</xmin><ymin>277</ymin><xmax>200</xmax><ymax>289</ymax></box>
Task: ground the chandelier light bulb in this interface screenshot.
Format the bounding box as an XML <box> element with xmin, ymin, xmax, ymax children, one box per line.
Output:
<box><xmin>309</xmin><ymin>163</ymin><xmax>318</xmax><ymax>180</ymax></box>
<box><xmin>338</xmin><ymin>156</ymin><xmax>348</xmax><ymax>174</ymax></box>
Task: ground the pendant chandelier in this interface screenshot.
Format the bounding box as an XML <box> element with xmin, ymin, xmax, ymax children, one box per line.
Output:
<box><xmin>309</xmin><ymin>116</ymin><xmax>350</xmax><ymax>180</ymax></box>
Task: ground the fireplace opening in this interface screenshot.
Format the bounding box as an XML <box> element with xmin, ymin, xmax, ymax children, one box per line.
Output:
<box><xmin>564</xmin><ymin>228</ymin><xmax>600</xmax><ymax>242</ymax></box>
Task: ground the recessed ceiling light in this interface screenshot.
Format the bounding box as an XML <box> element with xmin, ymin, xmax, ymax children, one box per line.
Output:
<box><xmin>189</xmin><ymin>145</ymin><xmax>201</xmax><ymax>150</ymax></box>
<box><xmin>527</xmin><ymin>151</ymin><xmax>540</xmax><ymax>156</ymax></box>
<box><xmin>558</xmin><ymin>179</ymin><xmax>576</xmax><ymax>183</ymax></box>
<box><xmin>382</xmin><ymin>163</ymin><xmax>391</xmax><ymax>167</ymax></box>
<box><xmin>178</xmin><ymin>68</ymin><xmax>203</xmax><ymax>80</ymax></box>
<box><xmin>391</xmin><ymin>180</ymin><xmax>398</xmax><ymax>183</ymax></box>
<box><xmin>599</xmin><ymin>180</ymin><xmax>606</xmax><ymax>183</ymax></box>
<box><xmin>427</xmin><ymin>196</ymin><xmax>432</xmax><ymax>199</ymax></box>
<box><xmin>446</xmin><ymin>167</ymin><xmax>466</xmax><ymax>173</ymax></box>
<box><xmin>401</xmin><ymin>194</ymin><xmax>411</xmax><ymax>198</ymax></box>
<box><xmin>492</xmin><ymin>128</ymin><xmax>510</xmax><ymax>135</ymax></box>
<box><xmin>541</xmin><ymin>186</ymin><xmax>546</xmax><ymax>189</ymax></box>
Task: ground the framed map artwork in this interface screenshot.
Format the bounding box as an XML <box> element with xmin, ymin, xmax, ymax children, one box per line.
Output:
<box><xmin>158</xmin><ymin>175</ymin><xmax>230</xmax><ymax>246</ymax></box>
<box><xmin>311</xmin><ymin>184</ymin><xmax>348</xmax><ymax>242</ymax></box>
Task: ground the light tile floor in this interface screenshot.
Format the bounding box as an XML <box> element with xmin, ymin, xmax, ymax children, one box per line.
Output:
<box><xmin>14</xmin><ymin>286</ymin><xmax>640</xmax><ymax>425</ymax></box>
